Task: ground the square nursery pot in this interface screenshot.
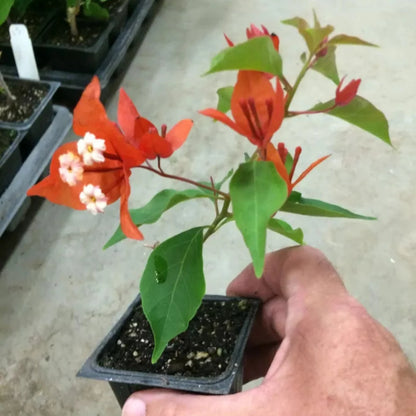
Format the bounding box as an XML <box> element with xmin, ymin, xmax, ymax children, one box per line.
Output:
<box><xmin>78</xmin><ymin>294</ymin><xmax>260</xmax><ymax>408</ymax></box>
<box><xmin>35</xmin><ymin>18</ymin><xmax>114</xmax><ymax>73</ymax></box>
<box><xmin>0</xmin><ymin>77</ymin><xmax>59</xmax><ymax>159</ymax></box>
<box><xmin>0</xmin><ymin>9</ymin><xmax>58</xmax><ymax>66</ymax></box>
<box><xmin>0</xmin><ymin>129</ymin><xmax>25</xmax><ymax>195</ymax></box>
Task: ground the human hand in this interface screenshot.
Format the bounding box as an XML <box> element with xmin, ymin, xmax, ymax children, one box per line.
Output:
<box><xmin>122</xmin><ymin>246</ymin><xmax>416</xmax><ymax>416</ymax></box>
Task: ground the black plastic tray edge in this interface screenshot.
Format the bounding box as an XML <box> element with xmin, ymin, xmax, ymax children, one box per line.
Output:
<box><xmin>0</xmin><ymin>78</ymin><xmax>60</xmax><ymax>131</ymax></box>
<box><xmin>0</xmin><ymin>129</ymin><xmax>25</xmax><ymax>195</ymax></box>
<box><xmin>0</xmin><ymin>129</ymin><xmax>25</xmax><ymax>168</ymax></box>
<box><xmin>77</xmin><ymin>294</ymin><xmax>260</xmax><ymax>393</ymax></box>
<box><xmin>0</xmin><ymin>105</ymin><xmax>72</xmax><ymax>237</ymax></box>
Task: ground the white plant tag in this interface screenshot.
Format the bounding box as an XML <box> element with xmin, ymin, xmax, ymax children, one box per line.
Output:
<box><xmin>9</xmin><ymin>24</ymin><xmax>40</xmax><ymax>81</ymax></box>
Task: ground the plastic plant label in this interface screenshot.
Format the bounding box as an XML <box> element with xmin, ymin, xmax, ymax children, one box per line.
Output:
<box><xmin>10</xmin><ymin>24</ymin><xmax>40</xmax><ymax>81</ymax></box>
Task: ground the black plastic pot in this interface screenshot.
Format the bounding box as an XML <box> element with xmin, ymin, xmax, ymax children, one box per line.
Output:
<box><xmin>107</xmin><ymin>0</ymin><xmax>130</xmax><ymax>41</ymax></box>
<box><xmin>35</xmin><ymin>19</ymin><xmax>114</xmax><ymax>73</ymax></box>
<box><xmin>0</xmin><ymin>129</ymin><xmax>25</xmax><ymax>195</ymax></box>
<box><xmin>0</xmin><ymin>77</ymin><xmax>59</xmax><ymax>159</ymax></box>
<box><xmin>0</xmin><ymin>105</ymin><xmax>72</xmax><ymax>236</ymax></box>
<box><xmin>78</xmin><ymin>294</ymin><xmax>260</xmax><ymax>408</ymax></box>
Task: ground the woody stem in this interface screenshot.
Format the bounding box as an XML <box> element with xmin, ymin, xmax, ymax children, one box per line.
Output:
<box><xmin>138</xmin><ymin>164</ymin><xmax>229</xmax><ymax>200</ymax></box>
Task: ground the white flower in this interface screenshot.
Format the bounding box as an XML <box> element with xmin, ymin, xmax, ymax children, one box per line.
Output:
<box><xmin>79</xmin><ymin>184</ymin><xmax>108</xmax><ymax>215</ymax></box>
<box><xmin>77</xmin><ymin>132</ymin><xmax>106</xmax><ymax>166</ymax></box>
<box><xmin>58</xmin><ymin>152</ymin><xmax>84</xmax><ymax>186</ymax></box>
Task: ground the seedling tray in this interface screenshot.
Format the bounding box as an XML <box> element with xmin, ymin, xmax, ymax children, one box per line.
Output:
<box><xmin>0</xmin><ymin>0</ymin><xmax>162</xmax><ymax>108</ymax></box>
<box><xmin>0</xmin><ymin>105</ymin><xmax>72</xmax><ymax>236</ymax></box>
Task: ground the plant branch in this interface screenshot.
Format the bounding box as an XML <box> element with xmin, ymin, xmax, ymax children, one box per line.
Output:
<box><xmin>287</xmin><ymin>103</ymin><xmax>337</xmax><ymax>117</ymax></box>
<box><xmin>284</xmin><ymin>52</ymin><xmax>314</xmax><ymax>113</ymax></box>
<box><xmin>210</xmin><ymin>176</ymin><xmax>219</xmax><ymax>216</ymax></box>
<box><xmin>203</xmin><ymin>198</ymin><xmax>231</xmax><ymax>242</ymax></box>
<box><xmin>0</xmin><ymin>71</ymin><xmax>15</xmax><ymax>102</ymax></box>
<box><xmin>138</xmin><ymin>164</ymin><xmax>230</xmax><ymax>200</ymax></box>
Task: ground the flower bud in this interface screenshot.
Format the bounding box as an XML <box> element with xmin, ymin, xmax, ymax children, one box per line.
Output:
<box><xmin>335</xmin><ymin>77</ymin><xmax>361</xmax><ymax>106</ymax></box>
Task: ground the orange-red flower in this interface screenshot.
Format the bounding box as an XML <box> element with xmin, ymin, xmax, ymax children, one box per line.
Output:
<box><xmin>117</xmin><ymin>88</ymin><xmax>193</xmax><ymax>160</ymax></box>
<box><xmin>27</xmin><ymin>76</ymin><xmax>146</xmax><ymax>240</ymax></box>
<box><xmin>200</xmin><ymin>70</ymin><xmax>285</xmax><ymax>148</ymax></box>
<box><xmin>224</xmin><ymin>24</ymin><xmax>279</xmax><ymax>51</ymax></box>
<box><xmin>266</xmin><ymin>142</ymin><xmax>330</xmax><ymax>194</ymax></box>
<box><xmin>335</xmin><ymin>76</ymin><xmax>361</xmax><ymax>106</ymax></box>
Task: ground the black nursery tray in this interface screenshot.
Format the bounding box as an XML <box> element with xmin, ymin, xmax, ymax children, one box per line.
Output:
<box><xmin>0</xmin><ymin>106</ymin><xmax>72</xmax><ymax>236</ymax></box>
<box><xmin>0</xmin><ymin>129</ymin><xmax>25</xmax><ymax>195</ymax></box>
<box><xmin>0</xmin><ymin>0</ymin><xmax>162</xmax><ymax>108</ymax></box>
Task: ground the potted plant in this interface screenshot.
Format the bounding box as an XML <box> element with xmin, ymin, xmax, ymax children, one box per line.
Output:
<box><xmin>26</xmin><ymin>12</ymin><xmax>390</xmax><ymax>408</ymax></box>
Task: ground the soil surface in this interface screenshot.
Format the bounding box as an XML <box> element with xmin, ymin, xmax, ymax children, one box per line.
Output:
<box><xmin>0</xmin><ymin>129</ymin><xmax>17</xmax><ymax>159</ymax></box>
<box><xmin>40</xmin><ymin>19</ymin><xmax>108</xmax><ymax>48</ymax></box>
<box><xmin>98</xmin><ymin>298</ymin><xmax>255</xmax><ymax>377</ymax></box>
<box><xmin>0</xmin><ymin>80</ymin><xmax>48</xmax><ymax>124</ymax></box>
<box><xmin>0</xmin><ymin>13</ymin><xmax>48</xmax><ymax>43</ymax></box>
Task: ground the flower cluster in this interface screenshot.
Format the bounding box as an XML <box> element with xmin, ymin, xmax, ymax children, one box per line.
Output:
<box><xmin>28</xmin><ymin>77</ymin><xmax>193</xmax><ymax>240</ymax></box>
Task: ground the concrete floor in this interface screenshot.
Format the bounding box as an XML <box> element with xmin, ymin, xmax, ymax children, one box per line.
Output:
<box><xmin>1</xmin><ymin>0</ymin><xmax>415</xmax><ymax>414</ymax></box>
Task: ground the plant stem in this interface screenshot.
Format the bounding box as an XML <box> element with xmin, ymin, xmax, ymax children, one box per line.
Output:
<box><xmin>284</xmin><ymin>52</ymin><xmax>314</xmax><ymax>113</ymax></box>
<box><xmin>210</xmin><ymin>176</ymin><xmax>219</xmax><ymax>216</ymax></box>
<box><xmin>66</xmin><ymin>3</ymin><xmax>80</xmax><ymax>38</ymax></box>
<box><xmin>203</xmin><ymin>198</ymin><xmax>231</xmax><ymax>242</ymax></box>
<box><xmin>138</xmin><ymin>164</ymin><xmax>230</xmax><ymax>200</ymax></box>
<box><xmin>0</xmin><ymin>71</ymin><xmax>15</xmax><ymax>102</ymax></box>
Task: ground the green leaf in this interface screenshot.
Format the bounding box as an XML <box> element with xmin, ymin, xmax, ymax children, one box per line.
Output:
<box><xmin>104</xmin><ymin>189</ymin><xmax>211</xmax><ymax>248</ymax></box>
<box><xmin>268</xmin><ymin>218</ymin><xmax>304</xmax><ymax>245</ymax></box>
<box><xmin>311</xmin><ymin>44</ymin><xmax>340</xmax><ymax>84</ymax></box>
<box><xmin>281</xmin><ymin>191</ymin><xmax>375</xmax><ymax>220</ymax></box>
<box><xmin>140</xmin><ymin>227</ymin><xmax>205</xmax><ymax>363</ymax></box>
<box><xmin>329</xmin><ymin>34</ymin><xmax>377</xmax><ymax>47</ymax></box>
<box><xmin>310</xmin><ymin>96</ymin><xmax>391</xmax><ymax>145</ymax></box>
<box><xmin>282</xmin><ymin>16</ymin><xmax>334</xmax><ymax>52</ymax></box>
<box><xmin>83</xmin><ymin>1</ymin><xmax>109</xmax><ymax>20</ymax></box>
<box><xmin>230</xmin><ymin>161</ymin><xmax>288</xmax><ymax>277</ymax></box>
<box><xmin>205</xmin><ymin>37</ymin><xmax>283</xmax><ymax>77</ymax></box>
<box><xmin>0</xmin><ymin>0</ymin><xmax>14</xmax><ymax>25</ymax></box>
<box><xmin>216</xmin><ymin>86</ymin><xmax>233</xmax><ymax>113</ymax></box>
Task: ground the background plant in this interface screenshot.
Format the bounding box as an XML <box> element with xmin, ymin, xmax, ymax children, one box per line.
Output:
<box><xmin>27</xmin><ymin>12</ymin><xmax>390</xmax><ymax>363</ymax></box>
<box><xmin>65</xmin><ymin>0</ymin><xmax>109</xmax><ymax>37</ymax></box>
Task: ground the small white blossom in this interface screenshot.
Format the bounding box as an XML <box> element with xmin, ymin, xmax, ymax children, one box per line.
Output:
<box><xmin>79</xmin><ymin>184</ymin><xmax>108</xmax><ymax>214</ymax></box>
<box><xmin>77</xmin><ymin>132</ymin><xmax>106</xmax><ymax>166</ymax></box>
<box><xmin>58</xmin><ymin>152</ymin><xmax>83</xmax><ymax>186</ymax></box>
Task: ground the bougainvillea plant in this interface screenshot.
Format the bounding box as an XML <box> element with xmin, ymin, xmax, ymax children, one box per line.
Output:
<box><xmin>28</xmin><ymin>13</ymin><xmax>390</xmax><ymax>363</ymax></box>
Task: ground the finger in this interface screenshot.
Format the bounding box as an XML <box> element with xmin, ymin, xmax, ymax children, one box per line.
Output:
<box><xmin>246</xmin><ymin>297</ymin><xmax>287</xmax><ymax>348</ymax></box>
<box><xmin>227</xmin><ymin>245</ymin><xmax>346</xmax><ymax>303</ymax></box>
<box><xmin>122</xmin><ymin>387</ymin><xmax>264</xmax><ymax>416</ymax></box>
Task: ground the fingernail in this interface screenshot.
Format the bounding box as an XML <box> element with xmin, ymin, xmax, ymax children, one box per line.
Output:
<box><xmin>122</xmin><ymin>397</ymin><xmax>146</xmax><ymax>416</ymax></box>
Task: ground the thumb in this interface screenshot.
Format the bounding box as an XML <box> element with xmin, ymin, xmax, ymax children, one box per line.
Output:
<box><xmin>122</xmin><ymin>387</ymin><xmax>262</xmax><ymax>416</ymax></box>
